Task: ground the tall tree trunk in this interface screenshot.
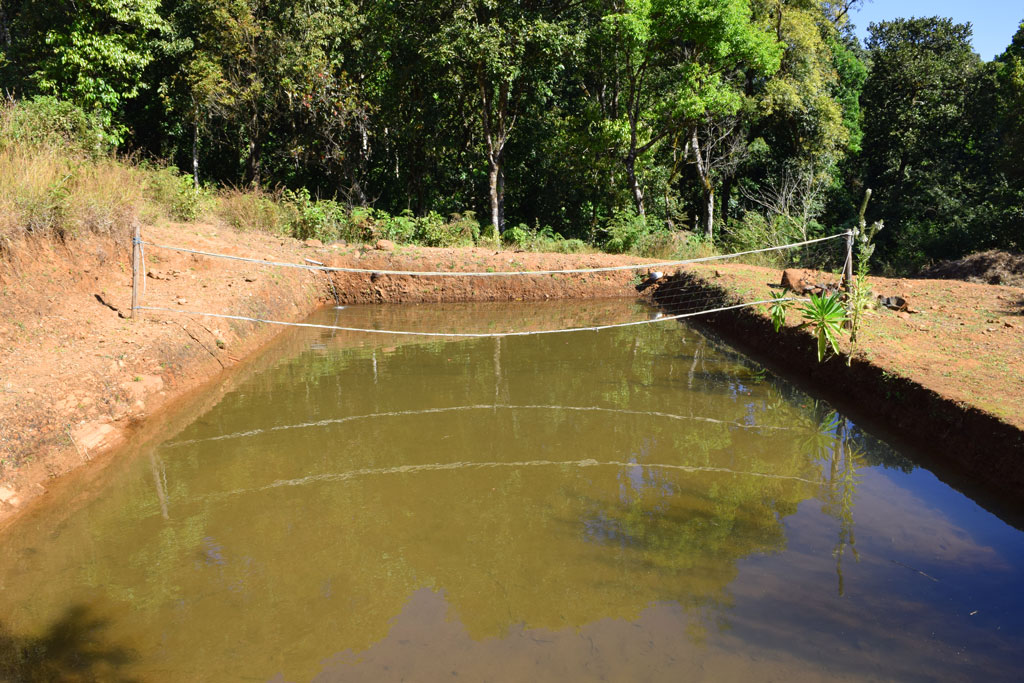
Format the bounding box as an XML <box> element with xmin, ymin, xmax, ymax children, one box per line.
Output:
<box><xmin>478</xmin><ymin>72</ymin><xmax>508</xmax><ymax>233</ymax></box>
<box><xmin>703</xmin><ymin>187</ymin><xmax>715</xmax><ymax>241</ymax></box>
<box><xmin>625</xmin><ymin>152</ymin><xmax>645</xmax><ymax>217</ymax></box>
<box><xmin>720</xmin><ymin>175</ymin><xmax>733</xmax><ymax>226</ymax></box>
<box><xmin>691</xmin><ymin>126</ymin><xmax>715</xmax><ymax>240</ymax></box>
<box><xmin>192</xmin><ymin>116</ymin><xmax>200</xmax><ymax>189</ymax></box>
<box><xmin>244</xmin><ymin>108</ymin><xmax>262</xmax><ymax>186</ymax></box>
<box><xmin>488</xmin><ymin>155</ymin><xmax>504</xmax><ymax>232</ymax></box>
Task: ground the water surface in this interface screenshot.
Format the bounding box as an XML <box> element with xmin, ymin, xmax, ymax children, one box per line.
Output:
<box><xmin>1</xmin><ymin>300</ymin><xmax>1021</xmax><ymax>681</ymax></box>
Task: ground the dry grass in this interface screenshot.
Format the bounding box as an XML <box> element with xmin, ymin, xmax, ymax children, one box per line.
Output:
<box><xmin>0</xmin><ymin>145</ymin><xmax>143</xmax><ymax>246</ymax></box>
<box><xmin>213</xmin><ymin>187</ymin><xmax>296</xmax><ymax>235</ymax></box>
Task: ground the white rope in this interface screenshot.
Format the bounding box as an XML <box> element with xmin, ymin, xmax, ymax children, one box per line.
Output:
<box><xmin>136</xmin><ymin>296</ymin><xmax>804</xmax><ymax>339</ymax></box>
<box><xmin>139</xmin><ymin>232</ymin><xmax>850</xmax><ymax>278</ymax></box>
<box><xmin>166</xmin><ymin>404</ymin><xmax>794</xmax><ymax>448</ymax></box>
<box><xmin>206</xmin><ymin>458</ymin><xmax>820</xmax><ymax>501</ymax></box>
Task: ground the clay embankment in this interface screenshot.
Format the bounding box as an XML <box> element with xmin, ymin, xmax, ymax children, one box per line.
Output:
<box><xmin>649</xmin><ymin>264</ymin><xmax>1024</xmax><ymax>523</ymax></box>
<box><xmin>0</xmin><ymin>224</ymin><xmax>648</xmax><ymax>527</ymax></box>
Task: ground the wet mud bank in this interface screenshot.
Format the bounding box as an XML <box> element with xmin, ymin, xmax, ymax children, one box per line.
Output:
<box><xmin>652</xmin><ymin>271</ymin><xmax>1024</xmax><ymax>528</ymax></box>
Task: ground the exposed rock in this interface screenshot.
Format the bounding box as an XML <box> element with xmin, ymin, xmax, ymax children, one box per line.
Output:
<box><xmin>0</xmin><ymin>486</ymin><xmax>21</xmax><ymax>507</ymax></box>
<box><xmin>375</xmin><ymin>239</ymin><xmax>396</xmax><ymax>251</ymax></box>
<box><xmin>71</xmin><ymin>422</ymin><xmax>120</xmax><ymax>453</ymax></box>
<box><xmin>303</xmin><ymin>238</ymin><xmax>323</xmax><ymax>247</ymax></box>
<box><xmin>781</xmin><ymin>269</ymin><xmax>813</xmax><ymax>293</ymax></box>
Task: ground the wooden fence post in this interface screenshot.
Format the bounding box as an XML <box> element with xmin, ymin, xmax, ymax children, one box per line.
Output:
<box><xmin>131</xmin><ymin>223</ymin><xmax>141</xmax><ymax>319</ymax></box>
<box><xmin>844</xmin><ymin>230</ymin><xmax>854</xmax><ymax>291</ymax></box>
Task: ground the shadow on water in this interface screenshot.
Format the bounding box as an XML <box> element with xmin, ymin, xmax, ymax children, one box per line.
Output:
<box><xmin>0</xmin><ymin>606</ymin><xmax>137</xmax><ymax>683</ymax></box>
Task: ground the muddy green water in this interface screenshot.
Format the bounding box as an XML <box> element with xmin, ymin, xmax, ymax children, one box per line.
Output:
<box><xmin>1</xmin><ymin>300</ymin><xmax>1023</xmax><ymax>682</ymax></box>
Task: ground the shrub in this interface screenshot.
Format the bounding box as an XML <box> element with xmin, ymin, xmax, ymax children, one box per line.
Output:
<box><xmin>283</xmin><ymin>188</ymin><xmax>348</xmax><ymax>242</ymax></box>
<box><xmin>378</xmin><ymin>209</ymin><xmax>416</xmax><ymax>242</ymax></box>
<box><xmin>0</xmin><ymin>97</ymin><xmax>110</xmax><ymax>157</ymax></box>
<box><xmin>501</xmin><ymin>224</ymin><xmax>530</xmax><ymax>248</ymax></box>
<box><xmin>146</xmin><ymin>166</ymin><xmax>211</xmax><ymax>222</ymax></box>
<box><xmin>601</xmin><ymin>208</ymin><xmax>659</xmax><ymax>254</ymax></box>
<box><xmin>499</xmin><ymin>223</ymin><xmax>590</xmax><ymax>253</ymax></box>
<box><xmin>413</xmin><ymin>210</ymin><xmax>478</xmax><ymax>247</ymax></box>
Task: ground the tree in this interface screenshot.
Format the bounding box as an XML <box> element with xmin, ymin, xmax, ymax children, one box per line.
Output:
<box><xmin>428</xmin><ymin>1</ymin><xmax>578</xmax><ymax>233</ymax></box>
<box><xmin>0</xmin><ymin>0</ymin><xmax>168</xmax><ymax>143</ymax></box>
<box><xmin>594</xmin><ymin>0</ymin><xmax>780</xmax><ymax>234</ymax></box>
<box><xmin>859</xmin><ymin>17</ymin><xmax>982</xmax><ymax>266</ymax></box>
<box><xmin>732</xmin><ymin>1</ymin><xmax>859</xmax><ymax>241</ymax></box>
<box><xmin>156</xmin><ymin>0</ymin><xmax>368</xmax><ymax>190</ymax></box>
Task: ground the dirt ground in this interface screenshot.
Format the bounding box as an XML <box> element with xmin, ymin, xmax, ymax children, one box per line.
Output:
<box><xmin>1</xmin><ymin>223</ymin><xmax>1022</xmax><ymax>528</ymax></box>
<box><xmin>0</xmin><ymin>223</ymin><xmax>646</xmax><ymax>526</ymax></box>
<box><xmin>674</xmin><ymin>264</ymin><xmax>1024</xmax><ymax>429</ymax></box>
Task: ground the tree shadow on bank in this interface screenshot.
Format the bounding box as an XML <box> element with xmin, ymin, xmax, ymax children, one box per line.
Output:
<box><xmin>0</xmin><ymin>605</ymin><xmax>137</xmax><ymax>682</ymax></box>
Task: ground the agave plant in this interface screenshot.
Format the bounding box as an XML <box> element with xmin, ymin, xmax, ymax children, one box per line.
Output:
<box><xmin>799</xmin><ymin>292</ymin><xmax>848</xmax><ymax>362</ymax></box>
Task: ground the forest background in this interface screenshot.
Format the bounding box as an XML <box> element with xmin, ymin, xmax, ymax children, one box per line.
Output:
<box><xmin>1</xmin><ymin>0</ymin><xmax>1022</xmax><ymax>273</ymax></box>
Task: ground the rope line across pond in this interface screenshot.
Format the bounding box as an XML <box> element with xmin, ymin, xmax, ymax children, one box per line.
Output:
<box><xmin>133</xmin><ymin>230</ymin><xmax>845</xmax><ymax>336</ymax></box>
<box><xmin>136</xmin><ymin>297</ymin><xmax>807</xmax><ymax>338</ymax></box>
<box><xmin>138</xmin><ymin>231</ymin><xmax>849</xmax><ymax>277</ymax></box>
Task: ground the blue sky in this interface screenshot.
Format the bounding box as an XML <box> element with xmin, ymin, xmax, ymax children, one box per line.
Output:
<box><xmin>849</xmin><ymin>1</ymin><xmax>1022</xmax><ymax>61</ymax></box>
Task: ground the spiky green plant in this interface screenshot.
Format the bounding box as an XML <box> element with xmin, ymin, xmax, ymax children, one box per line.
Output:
<box><xmin>799</xmin><ymin>292</ymin><xmax>848</xmax><ymax>362</ymax></box>
<box><xmin>769</xmin><ymin>290</ymin><xmax>793</xmax><ymax>333</ymax></box>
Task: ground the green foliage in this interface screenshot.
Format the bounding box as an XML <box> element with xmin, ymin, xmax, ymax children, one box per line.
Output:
<box><xmin>828</xmin><ymin>38</ymin><xmax>868</xmax><ymax>155</ymax></box>
<box><xmin>769</xmin><ymin>290</ymin><xmax>793</xmax><ymax>334</ymax></box>
<box><xmin>1</xmin><ymin>1</ymin><xmax>1021</xmax><ymax>270</ymax></box>
<box><xmin>0</xmin><ymin>97</ymin><xmax>110</xmax><ymax>157</ymax></box>
<box><xmin>798</xmin><ymin>293</ymin><xmax>847</xmax><ymax>363</ymax></box>
<box><xmin>3</xmin><ymin>0</ymin><xmax>169</xmax><ymax>142</ymax></box>
<box><xmin>283</xmin><ymin>189</ymin><xmax>348</xmax><ymax>242</ymax></box>
<box><xmin>501</xmin><ymin>223</ymin><xmax>588</xmax><ymax>253</ymax></box>
<box><xmin>601</xmin><ymin>208</ymin><xmax>662</xmax><ymax>254</ymax></box>
<box><xmin>146</xmin><ymin>167</ymin><xmax>211</xmax><ymax>221</ymax></box>
<box><xmin>502</xmin><ymin>225</ymin><xmax>531</xmax><ymax>248</ymax></box>
<box><xmin>725</xmin><ymin>211</ymin><xmax>804</xmax><ymax>253</ymax></box>
<box><xmin>859</xmin><ymin>17</ymin><xmax>984</xmax><ymax>268</ymax></box>
<box><xmin>412</xmin><ymin>210</ymin><xmax>478</xmax><ymax>247</ymax></box>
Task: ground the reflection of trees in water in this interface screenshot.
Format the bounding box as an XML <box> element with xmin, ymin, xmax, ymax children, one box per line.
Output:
<box><xmin>801</xmin><ymin>405</ymin><xmax>866</xmax><ymax>597</ymax></box>
<box><xmin>0</xmin><ymin>606</ymin><xmax>136</xmax><ymax>682</ymax></box>
<box><xmin>0</xmin><ymin>317</ymin><xmax>918</xmax><ymax>677</ymax></box>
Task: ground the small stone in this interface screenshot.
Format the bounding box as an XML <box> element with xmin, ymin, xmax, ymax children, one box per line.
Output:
<box><xmin>176</xmin><ymin>299</ymin><xmax>188</xmax><ymax>305</ymax></box>
<box><xmin>375</xmin><ymin>239</ymin><xmax>396</xmax><ymax>251</ymax></box>
<box><xmin>304</xmin><ymin>238</ymin><xmax>323</xmax><ymax>247</ymax></box>
<box><xmin>897</xmin><ymin>311</ymin><xmax>911</xmax><ymax>320</ymax></box>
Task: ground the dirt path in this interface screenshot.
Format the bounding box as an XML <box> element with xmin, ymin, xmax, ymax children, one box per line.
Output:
<box><xmin>0</xmin><ymin>224</ymin><xmax>649</xmax><ymax>527</ymax></box>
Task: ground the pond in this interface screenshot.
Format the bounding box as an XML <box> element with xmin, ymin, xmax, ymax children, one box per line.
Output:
<box><xmin>1</xmin><ymin>300</ymin><xmax>1022</xmax><ymax>681</ymax></box>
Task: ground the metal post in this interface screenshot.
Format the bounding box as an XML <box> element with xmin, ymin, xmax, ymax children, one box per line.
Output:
<box><xmin>131</xmin><ymin>223</ymin><xmax>141</xmax><ymax>319</ymax></box>
<box><xmin>843</xmin><ymin>230</ymin><xmax>854</xmax><ymax>292</ymax></box>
